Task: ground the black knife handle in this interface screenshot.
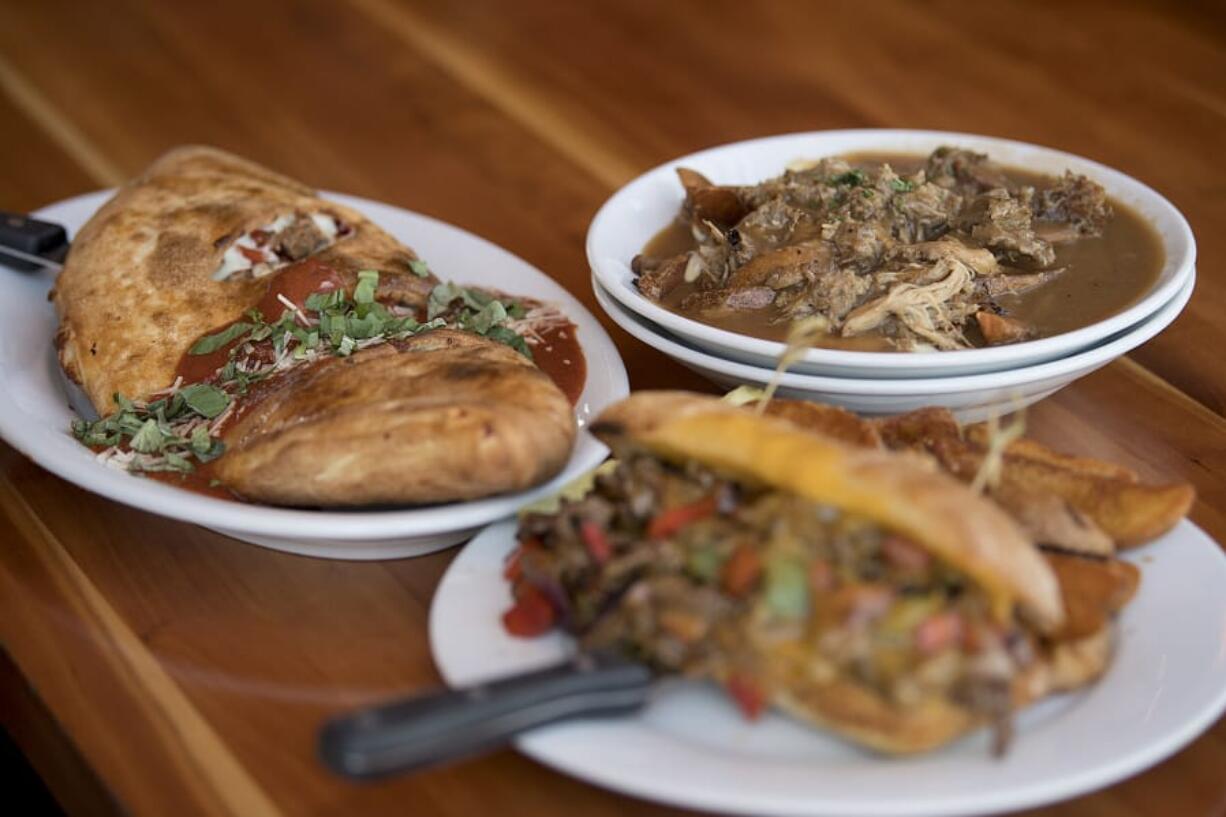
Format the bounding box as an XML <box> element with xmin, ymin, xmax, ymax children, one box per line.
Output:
<box><xmin>319</xmin><ymin>653</ymin><xmax>652</xmax><ymax>779</ymax></box>
<box><xmin>0</xmin><ymin>211</ymin><xmax>69</xmax><ymax>271</ymax></box>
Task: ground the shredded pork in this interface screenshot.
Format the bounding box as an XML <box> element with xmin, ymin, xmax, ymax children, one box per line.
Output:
<box><xmin>634</xmin><ymin>147</ymin><xmax>1113</xmax><ymax>350</ymax></box>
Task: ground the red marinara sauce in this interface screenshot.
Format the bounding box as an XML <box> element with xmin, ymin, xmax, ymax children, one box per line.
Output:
<box><xmin>176</xmin><ymin>258</ymin><xmax>346</xmax><ymax>384</ymax></box>
<box><xmin>530</xmin><ymin>325</ymin><xmax>586</xmax><ymax>405</ymax></box>
<box><xmin>155</xmin><ymin>260</ymin><xmax>587</xmax><ymax>500</ymax></box>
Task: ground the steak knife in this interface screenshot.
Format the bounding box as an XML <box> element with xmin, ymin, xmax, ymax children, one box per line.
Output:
<box><xmin>318</xmin><ymin>652</ymin><xmax>653</xmax><ymax>779</ymax></box>
<box><xmin>0</xmin><ymin>211</ymin><xmax>68</xmax><ymax>272</ymax></box>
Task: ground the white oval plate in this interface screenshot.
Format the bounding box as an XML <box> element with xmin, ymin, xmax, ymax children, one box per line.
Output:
<box><xmin>587</xmin><ymin>129</ymin><xmax>1195</xmax><ymax>378</ymax></box>
<box><xmin>431</xmin><ymin>519</ymin><xmax>1226</xmax><ymax>817</ymax></box>
<box><xmin>593</xmin><ymin>271</ymin><xmax>1193</xmax><ymax>424</ymax></box>
<box><xmin>0</xmin><ymin>191</ymin><xmax>628</xmax><ymax>560</ymax></box>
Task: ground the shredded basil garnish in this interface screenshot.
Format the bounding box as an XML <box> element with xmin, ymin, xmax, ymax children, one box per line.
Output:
<box><xmin>77</xmin><ymin>269</ymin><xmax>538</xmax><ymax>476</ymax></box>
<box><xmin>72</xmin><ymin>388</ymin><xmax>230</xmax><ymax>474</ymax></box>
<box><xmin>190</xmin><ymin>321</ymin><xmax>254</xmax><ymax>355</ymax></box>
<box><xmin>179</xmin><ymin>383</ymin><xmax>229</xmax><ymax>418</ymax></box>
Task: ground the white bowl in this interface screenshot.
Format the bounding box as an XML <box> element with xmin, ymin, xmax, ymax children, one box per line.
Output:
<box><xmin>587</xmin><ymin>129</ymin><xmax>1195</xmax><ymax>379</ymax></box>
<box><xmin>0</xmin><ymin>190</ymin><xmax>629</xmax><ymax>561</ymax></box>
<box><xmin>593</xmin><ymin>271</ymin><xmax>1193</xmax><ymax>424</ymax></box>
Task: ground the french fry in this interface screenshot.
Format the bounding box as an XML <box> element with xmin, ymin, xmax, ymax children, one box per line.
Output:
<box><xmin>997</xmin><ymin>487</ymin><xmax>1114</xmax><ymax>558</ymax></box>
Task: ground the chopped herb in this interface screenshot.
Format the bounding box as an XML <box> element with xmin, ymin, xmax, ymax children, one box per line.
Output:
<box><xmin>130</xmin><ymin>418</ymin><xmax>167</xmax><ymax>454</ymax></box>
<box><xmin>428</xmin><ymin>281</ymin><xmax>488</xmax><ymax>319</ymax></box>
<box><xmin>686</xmin><ymin>545</ymin><xmax>725</xmax><ymax>582</ymax></box>
<box><xmin>73</xmin><ymin>388</ymin><xmax>227</xmax><ymax>474</ymax></box>
<box><xmin>353</xmin><ymin>269</ymin><xmax>378</xmax><ymax>311</ymax></box>
<box><xmin>426</xmin><ymin>281</ymin><xmax>533</xmax><ymax>357</ymax></box>
<box><xmin>890</xmin><ymin>178</ymin><xmax>915</xmax><ymax>193</ymax></box>
<box><xmin>764</xmin><ymin>555</ymin><xmax>809</xmax><ymax>618</ymax></box>
<box><xmin>161</xmin><ymin>451</ymin><xmax>194</xmax><ymax>473</ymax></box>
<box><xmin>75</xmin><ymin>267</ymin><xmax>551</xmax><ymax>477</ymax></box>
<box><xmin>829</xmin><ymin>169</ymin><xmax>866</xmax><ymax>187</ymax></box>
<box><xmin>189</xmin><ymin>322</ymin><xmax>254</xmax><ymax>355</ymax></box>
<box><xmin>463</xmin><ymin>299</ymin><xmax>508</xmax><ymax>334</ymax></box>
<box><xmin>178</xmin><ymin>383</ymin><xmax>230</xmax><ymax>418</ymax></box>
<box><xmin>190</xmin><ymin>424</ymin><xmax>213</xmax><ymax>454</ymax></box>
<box><xmin>486</xmin><ymin>325</ymin><xmax>533</xmax><ymax>359</ymax></box>
<box><xmin>408</xmin><ymin>259</ymin><xmax>430</xmax><ymax>277</ymax></box>
<box><xmin>304</xmin><ymin>289</ymin><xmax>344</xmax><ymax>312</ymax></box>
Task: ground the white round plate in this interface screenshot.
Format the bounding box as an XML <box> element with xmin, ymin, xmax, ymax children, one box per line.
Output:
<box><xmin>587</xmin><ymin>129</ymin><xmax>1195</xmax><ymax>378</ymax></box>
<box><xmin>0</xmin><ymin>191</ymin><xmax>628</xmax><ymax>560</ymax></box>
<box><xmin>593</xmin><ymin>271</ymin><xmax>1194</xmax><ymax>424</ymax></box>
<box><xmin>431</xmin><ymin>519</ymin><xmax>1226</xmax><ymax>817</ymax></box>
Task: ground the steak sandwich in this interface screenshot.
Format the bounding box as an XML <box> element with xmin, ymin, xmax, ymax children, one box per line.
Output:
<box><xmin>505</xmin><ymin>393</ymin><xmax>1137</xmax><ymax>754</ymax></box>
<box><xmin>54</xmin><ymin>146</ymin><xmax>577</xmax><ymax>505</ymax></box>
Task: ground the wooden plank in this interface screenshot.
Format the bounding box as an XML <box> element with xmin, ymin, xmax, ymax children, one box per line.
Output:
<box><xmin>371</xmin><ymin>0</ymin><xmax>1226</xmax><ymax>414</ymax></box>
<box><xmin>0</xmin><ymin>1</ymin><xmax>1221</xmax><ymax>816</ymax></box>
<box><xmin>0</xmin><ymin>75</ymin><xmax>103</xmax><ymax>210</ymax></box>
<box><xmin>0</xmin><ymin>445</ymin><xmax>689</xmax><ymax>817</ymax></box>
<box><xmin>0</xmin><ymin>649</ymin><xmax>125</xmax><ymax>817</ymax></box>
<box><xmin>0</xmin><ymin>462</ymin><xmax>283</xmax><ymax>817</ymax></box>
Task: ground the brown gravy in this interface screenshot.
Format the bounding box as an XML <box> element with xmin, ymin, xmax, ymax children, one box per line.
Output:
<box><xmin>644</xmin><ymin>152</ymin><xmax>1164</xmax><ymax>349</ymax></box>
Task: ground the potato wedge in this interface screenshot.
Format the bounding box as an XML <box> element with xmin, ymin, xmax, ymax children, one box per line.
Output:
<box><xmin>965</xmin><ymin>425</ymin><xmax>1138</xmax><ymax>482</ymax></box>
<box><xmin>742</xmin><ymin>398</ymin><xmax>1193</xmax><ymax>551</ymax></box>
<box><xmin>1043</xmin><ymin>551</ymin><xmax>1140</xmax><ymax>640</ymax></box>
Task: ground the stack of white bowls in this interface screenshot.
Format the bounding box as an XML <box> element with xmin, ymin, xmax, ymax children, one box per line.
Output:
<box><xmin>587</xmin><ymin>131</ymin><xmax>1196</xmax><ymax>422</ymax></box>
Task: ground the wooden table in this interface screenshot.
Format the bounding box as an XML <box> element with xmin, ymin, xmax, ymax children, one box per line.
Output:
<box><xmin>1</xmin><ymin>2</ymin><xmax>1223</xmax><ymax>815</ymax></box>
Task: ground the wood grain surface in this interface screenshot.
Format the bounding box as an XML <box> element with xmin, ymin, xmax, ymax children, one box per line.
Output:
<box><xmin>0</xmin><ymin>1</ymin><xmax>1223</xmax><ymax>815</ymax></box>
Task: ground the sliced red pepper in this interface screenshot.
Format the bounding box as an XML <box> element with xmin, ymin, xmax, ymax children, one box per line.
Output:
<box><xmin>721</xmin><ymin>544</ymin><xmax>762</xmax><ymax>597</ymax></box>
<box><xmin>579</xmin><ymin>521</ymin><xmax>612</xmax><ymax>565</ymax></box>
<box><xmin>503</xmin><ymin>548</ymin><xmax>524</xmax><ymax>581</ymax></box>
<box><xmin>648</xmin><ymin>495</ymin><xmax>718</xmax><ymax>540</ymax></box>
<box><xmin>239</xmin><ymin>246</ymin><xmax>267</xmax><ymax>264</ymax></box>
<box><xmin>916</xmin><ymin>611</ymin><xmax>964</xmax><ymax>655</ymax></box>
<box><xmin>502</xmin><ymin>584</ymin><xmax>557</xmax><ymax>637</ymax></box>
<box><xmin>881</xmin><ymin>534</ymin><xmax>932</xmax><ymax>572</ymax></box>
<box><xmin>808</xmin><ymin>558</ymin><xmax>835</xmax><ymax>593</ymax></box>
<box><xmin>962</xmin><ymin>620</ymin><xmax>1004</xmax><ymax>654</ymax></box>
<box><xmin>503</xmin><ymin>537</ymin><xmax>543</xmax><ymax>581</ymax></box>
<box><xmin>726</xmin><ymin>673</ymin><xmax>766</xmax><ymax>720</ymax></box>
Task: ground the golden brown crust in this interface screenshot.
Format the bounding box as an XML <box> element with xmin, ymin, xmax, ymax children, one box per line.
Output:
<box><xmin>931</xmin><ymin>435</ymin><xmax>1195</xmax><ymax>549</ymax></box>
<box><xmin>592</xmin><ymin>392</ymin><xmax>1065</xmax><ymax>633</ymax></box>
<box><xmin>52</xmin><ymin>145</ymin><xmax>430</xmax><ymax>411</ymax></box>
<box><xmin>772</xmin><ymin>680</ymin><xmax>975</xmax><ymax>755</ymax></box>
<box><xmin>759</xmin><ymin>400</ymin><xmax>884</xmax><ymax>449</ymax></box>
<box><xmin>1042</xmin><ymin>552</ymin><xmax>1139</xmax><ymax>640</ymax></box>
<box><xmin>1015</xmin><ymin>627</ymin><xmax>1115</xmax><ymax>706</ymax></box>
<box><xmin>55</xmin><ymin>147</ymin><xmax>577</xmax><ymax>507</ymax></box>
<box><xmin>215</xmin><ymin>331</ymin><xmax>575</xmax><ymax>506</ymax></box>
